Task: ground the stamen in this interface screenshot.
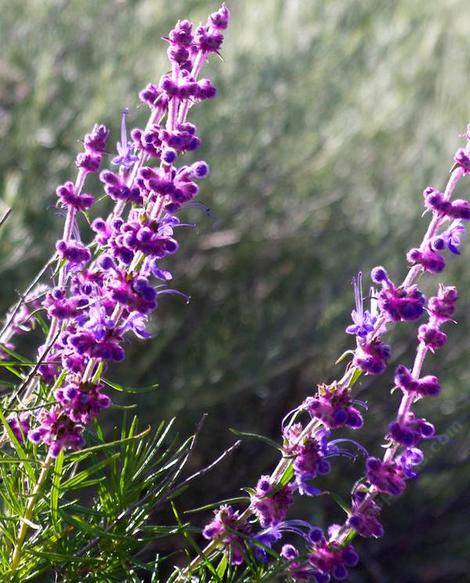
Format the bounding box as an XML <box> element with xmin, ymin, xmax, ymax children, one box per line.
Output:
<box><xmin>157</xmin><ymin>288</ymin><xmax>191</xmax><ymax>303</ymax></box>
<box><xmin>353</xmin><ymin>272</ymin><xmax>363</xmax><ymax>317</ymax></box>
<box><xmin>120</xmin><ymin>107</ymin><xmax>129</xmax><ymax>152</ymax></box>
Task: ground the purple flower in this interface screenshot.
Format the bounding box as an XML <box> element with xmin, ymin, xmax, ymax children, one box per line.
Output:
<box><xmin>345</xmin><ymin>272</ymin><xmax>376</xmax><ymax>337</ymax></box>
<box><xmin>308</xmin><ymin>529</ymin><xmax>359</xmax><ymax>582</ymax></box>
<box><xmin>366</xmin><ymin>449</ymin><xmax>422</xmax><ymax>497</ymax></box>
<box><xmin>83</xmin><ymin>124</ymin><xmax>110</xmax><ymax>154</ymax></box>
<box><xmin>29</xmin><ymin>406</ymin><xmax>85</xmax><ymax>458</ymax></box>
<box><xmin>168</xmin><ymin>19</ymin><xmax>194</xmax><ymax>47</ymax></box>
<box><xmin>55</xmin><ymin>381</ymin><xmax>111</xmax><ymax>425</ymax></box>
<box><xmin>56</xmin><ymin>181</ymin><xmax>95</xmax><ymax>211</ymax></box>
<box><xmin>282</xmin><ymin>425</ymin><xmax>341</xmax><ymax>496</ymax></box>
<box><xmin>119</xmin><ymin>312</ymin><xmax>151</xmax><ymax>339</ymax></box>
<box><xmin>423</xmin><ymin>186</ymin><xmax>470</xmax><ymax>219</ymax></box>
<box><xmin>139</xmin><ymin>83</ymin><xmax>163</xmax><ymax>108</ymax></box>
<box><xmin>431</xmin><ymin>221</ymin><xmax>465</xmax><ymax>255</ymax></box>
<box><xmin>417</xmin><ymin>324</ymin><xmax>448</xmax><ymax>352</ymax></box>
<box><xmin>100</xmin><ymin>170</ymin><xmax>143</xmax><ymax>204</ymax></box>
<box><xmin>423</xmin><ymin>186</ymin><xmax>449</xmax><ymax>213</ymax></box>
<box><xmin>43</xmin><ymin>288</ymin><xmax>83</xmax><ymax>320</ymax></box>
<box><xmin>253</xmin><ymin>520</ymin><xmax>317</xmax><ymax>564</ymax></box>
<box><xmin>394</xmin><ymin>364</ymin><xmax>441</xmax><ymax>397</ymax></box>
<box><xmin>78</xmin><ymin>304</ymin><xmax>115</xmax><ymax>341</ymax></box>
<box><xmin>371</xmin><ymin>266</ymin><xmax>425</xmax><ymax>322</ymax></box>
<box><xmin>396</xmin><ymin>446</ymin><xmax>424</xmax><ymax>479</ymax></box>
<box><xmin>250</xmin><ymin>476</ymin><xmax>295</xmax><ymax>528</ymax></box>
<box><xmin>407</xmin><ymin>246</ymin><xmax>446</xmax><ymax>273</ymax></box>
<box><xmin>454</xmin><ymin>148</ymin><xmax>470</xmax><ymax>174</ymax></box>
<box><xmin>195</xmin><ymin>25</ymin><xmax>224</xmax><ymax>53</ymax></box>
<box><xmin>347</xmin><ymin>487</ymin><xmax>384</xmax><ymax>538</ymax></box>
<box><xmin>6</xmin><ymin>412</ymin><xmax>30</xmax><ymax>443</ymax></box>
<box><xmin>353</xmin><ymin>337</ymin><xmax>391</xmax><ymax>375</ymax></box>
<box><xmin>202</xmin><ymin>505</ymin><xmax>250</xmax><ymax>566</ymax></box>
<box><xmin>427</xmin><ymin>285</ymin><xmax>458</xmax><ymax>321</ymax></box>
<box><xmin>303</xmin><ymin>385</ymin><xmax>364</xmax><ymax>430</ymax></box>
<box><xmin>195</xmin><ymin>78</ymin><xmax>217</xmax><ymax>100</ymax></box>
<box><xmin>56</xmin><ymin>240</ymin><xmax>91</xmax><ymax>268</ymax></box>
<box><xmin>388</xmin><ymin>412</ymin><xmax>435</xmax><ymax>447</ymax></box>
<box><xmin>448</xmin><ymin>199</ymin><xmax>470</xmax><ymax>220</ymax></box>
<box><xmin>209</xmin><ymin>4</ymin><xmax>230</xmax><ymax>30</ymax></box>
<box><xmin>366</xmin><ymin>457</ymin><xmax>406</xmax><ymax>496</ymax></box>
<box><xmin>75</xmin><ymin>152</ymin><xmax>102</xmax><ymax>174</ymax></box>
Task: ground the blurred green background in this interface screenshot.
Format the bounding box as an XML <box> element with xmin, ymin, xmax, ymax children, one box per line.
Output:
<box><xmin>1</xmin><ymin>0</ymin><xmax>470</xmax><ymax>581</ymax></box>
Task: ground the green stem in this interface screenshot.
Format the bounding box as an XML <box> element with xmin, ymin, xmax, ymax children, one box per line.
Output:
<box><xmin>10</xmin><ymin>453</ymin><xmax>53</xmax><ymax>574</ymax></box>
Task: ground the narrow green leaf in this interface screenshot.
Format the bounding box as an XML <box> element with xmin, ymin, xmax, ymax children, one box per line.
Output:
<box><xmin>342</xmin><ymin>528</ymin><xmax>358</xmax><ymax>545</ymax></box>
<box><xmin>60</xmin><ymin>511</ymin><xmax>140</xmax><ymax>542</ymax></box>
<box><xmin>91</xmin><ymin>361</ymin><xmax>105</xmax><ymax>384</ymax></box>
<box><xmin>0</xmin><ymin>457</ymin><xmax>42</xmax><ymax>465</ymax></box>
<box><xmin>66</xmin><ymin>427</ymin><xmax>151</xmax><ymax>459</ymax></box>
<box><xmin>185</xmin><ymin>497</ymin><xmax>249</xmax><ymax>515</ymax></box>
<box><xmin>34</xmin><ymin>312</ymin><xmax>50</xmax><ymax>337</ymax></box>
<box><xmin>278</xmin><ymin>463</ymin><xmax>294</xmax><ymax>487</ymax></box>
<box><xmin>335</xmin><ymin>349</ymin><xmax>355</xmax><ymax>365</ymax></box>
<box><xmin>24</xmin><ymin>547</ymin><xmax>101</xmax><ymax>563</ymax></box>
<box><xmin>61</xmin><ymin>453</ymin><xmax>119</xmax><ymax>490</ymax></box>
<box><xmin>0</xmin><ymin>409</ymin><xmax>36</xmax><ymax>483</ymax></box>
<box><xmin>216</xmin><ymin>555</ymin><xmax>227</xmax><ymax>578</ymax></box>
<box><xmin>229</xmin><ymin>428</ymin><xmax>282</xmax><ymax>452</ymax></box>
<box><xmin>103</xmin><ymin>378</ymin><xmax>159</xmax><ymax>394</ymax></box>
<box><xmin>0</xmin><ymin>363</ymin><xmax>25</xmax><ymax>380</ymax></box>
<box><xmin>348</xmin><ymin>367</ymin><xmax>363</xmax><ymax>388</ymax></box>
<box><xmin>66</xmin><ymin>503</ymin><xmax>106</xmax><ymax>518</ymax></box>
<box><xmin>0</xmin><ymin>361</ymin><xmax>41</xmax><ymax>368</ymax></box>
<box><xmin>330</xmin><ymin>492</ymin><xmax>351</xmax><ymax>515</ymax></box>
<box><xmin>0</xmin><ymin>343</ymin><xmax>30</xmax><ymax>363</ymax></box>
<box><xmin>51</xmin><ymin>451</ymin><xmax>64</xmax><ymax>529</ymax></box>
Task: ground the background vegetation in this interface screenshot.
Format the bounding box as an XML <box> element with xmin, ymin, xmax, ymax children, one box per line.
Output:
<box><xmin>1</xmin><ymin>1</ymin><xmax>469</xmax><ymax>581</ymax></box>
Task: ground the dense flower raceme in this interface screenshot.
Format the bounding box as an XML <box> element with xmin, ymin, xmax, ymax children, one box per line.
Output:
<box><xmin>2</xmin><ymin>5</ymin><xmax>230</xmax><ymax>457</ymax></box>
<box><xmin>201</xmin><ymin>129</ymin><xmax>470</xmax><ymax>580</ymax></box>
<box><xmin>327</xmin><ymin>153</ymin><xmax>469</xmax><ymax>553</ymax></box>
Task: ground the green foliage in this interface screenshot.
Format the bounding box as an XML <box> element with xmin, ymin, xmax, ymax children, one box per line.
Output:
<box><xmin>0</xmin><ymin>401</ymin><xmax>198</xmax><ymax>581</ymax></box>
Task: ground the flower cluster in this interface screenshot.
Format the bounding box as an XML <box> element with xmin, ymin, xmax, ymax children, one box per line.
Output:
<box><xmin>250</xmin><ymin>476</ymin><xmax>295</xmax><ymax>528</ymax></box>
<box><xmin>303</xmin><ymin>385</ymin><xmax>364</xmax><ymax>430</ymax></box>
<box><xmin>418</xmin><ymin>285</ymin><xmax>458</xmax><ymax>352</ymax></box>
<box><xmin>202</xmin><ymin>505</ymin><xmax>250</xmax><ymax>566</ymax></box>
<box><xmin>4</xmin><ymin>5</ymin><xmax>230</xmax><ymax>458</ymax></box>
<box><xmin>347</xmin><ymin>486</ymin><xmax>384</xmax><ymax>538</ymax></box>
<box><xmin>324</xmin><ymin>134</ymin><xmax>470</xmax><ymax>564</ymax></box>
<box><xmin>29</xmin><ymin>406</ymin><xmax>85</xmax><ymax>458</ymax></box>
<box><xmin>371</xmin><ymin>266</ymin><xmax>425</xmax><ymax>322</ymax></box>
<box><xmin>280</xmin><ymin>527</ymin><xmax>359</xmax><ymax>583</ymax></box>
<box><xmin>201</xmin><ymin>129</ymin><xmax>470</xmax><ymax>580</ymax></box>
<box><xmin>365</xmin><ymin>449</ymin><xmax>422</xmax><ymax>497</ymax></box>
<box><xmin>407</xmin><ymin>187</ymin><xmax>470</xmax><ymax>273</ymax></box>
<box><xmin>282</xmin><ymin>425</ymin><xmax>333</xmax><ymax>496</ymax></box>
